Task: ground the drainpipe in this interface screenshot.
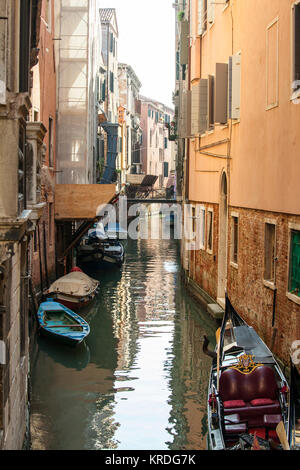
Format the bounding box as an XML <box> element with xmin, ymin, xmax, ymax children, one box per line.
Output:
<box><xmin>271</xmin><ymin>254</ymin><xmax>278</xmax><ymax>349</ymax></box>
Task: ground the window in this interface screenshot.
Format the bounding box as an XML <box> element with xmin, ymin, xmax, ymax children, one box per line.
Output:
<box><xmin>164</xmin><ymin>137</ymin><xmax>168</xmax><ymax>149</ymax></box>
<box><xmin>264</xmin><ymin>223</ymin><xmax>276</xmax><ymax>282</ymax></box>
<box><xmin>192</xmin><ymin>207</ymin><xmax>196</xmax><ymax>236</ymax></box>
<box><xmin>49</xmin><ymin>203</ymin><xmax>53</xmax><ymax>246</ymax></box>
<box><xmin>198</xmin><ymin>0</ymin><xmax>208</xmax><ymax>33</ymax></box>
<box><xmin>266</xmin><ymin>18</ymin><xmax>279</xmax><ymax>109</ymax></box>
<box><xmin>48</xmin><ymin>117</ymin><xmax>54</xmax><ymax>167</ymax></box>
<box><xmin>110</xmin><ymin>33</ymin><xmax>114</xmax><ymax>53</ymax></box>
<box><xmin>101</xmin><ymin>78</ymin><xmax>106</xmax><ymax>101</ymax></box>
<box><xmin>231</xmin><ymin>215</ymin><xmax>239</xmax><ymax>264</ymax></box>
<box><xmin>163</xmin><ymin>162</ymin><xmax>169</xmax><ymax>178</ymax></box>
<box><xmin>289</xmin><ymin>230</ymin><xmax>300</xmax><ymax>297</ymax></box>
<box><xmin>33</xmin><ymin>228</ymin><xmax>38</xmax><ymax>252</ymax></box>
<box><xmin>19</xmin><ymin>0</ymin><xmax>31</xmax><ymax>92</ymax></box>
<box><xmin>228</xmin><ymin>54</ymin><xmax>241</xmax><ymax>120</ymax></box>
<box><xmin>110</xmin><ymin>71</ymin><xmax>114</xmax><ymax>92</ymax></box>
<box><xmin>214</xmin><ymin>63</ymin><xmax>228</xmax><ymax>124</ymax></box>
<box><xmin>293</xmin><ymin>3</ymin><xmax>300</xmax><ymax>93</ymax></box>
<box><xmin>199</xmin><ymin>207</ymin><xmax>205</xmax><ymax>249</ymax></box>
<box><xmin>45</xmin><ymin>0</ymin><xmax>52</xmax><ymax>32</ymax></box>
<box><xmin>207</xmin><ymin>209</ymin><xmax>213</xmax><ymax>252</ymax></box>
<box><xmin>208</xmin><ymin>75</ymin><xmax>214</xmax><ymax>129</ymax></box>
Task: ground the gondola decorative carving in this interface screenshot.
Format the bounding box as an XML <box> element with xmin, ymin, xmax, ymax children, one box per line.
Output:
<box><xmin>230</xmin><ymin>354</ymin><xmax>263</xmax><ymax>375</ymax></box>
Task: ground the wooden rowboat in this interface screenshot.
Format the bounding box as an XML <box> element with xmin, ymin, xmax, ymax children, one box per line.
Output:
<box><xmin>205</xmin><ymin>294</ymin><xmax>290</xmax><ymax>450</ymax></box>
<box><xmin>37</xmin><ymin>299</ymin><xmax>90</xmax><ymax>346</ymax></box>
<box><xmin>46</xmin><ymin>268</ymin><xmax>99</xmax><ymax>310</ymax></box>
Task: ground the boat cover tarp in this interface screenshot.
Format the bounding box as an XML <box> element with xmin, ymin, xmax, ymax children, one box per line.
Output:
<box><xmin>48</xmin><ymin>272</ymin><xmax>99</xmax><ymax>297</ymax></box>
<box><xmin>88</xmin><ymin>222</ymin><xmax>127</xmax><ymax>240</ymax></box>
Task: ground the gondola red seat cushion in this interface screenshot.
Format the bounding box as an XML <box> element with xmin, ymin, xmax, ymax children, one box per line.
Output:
<box><xmin>219</xmin><ymin>365</ymin><xmax>281</xmax><ymax>425</ymax></box>
<box><xmin>223</xmin><ymin>400</ymin><xmax>246</xmax><ymax>409</ymax></box>
<box><xmin>250</xmin><ymin>398</ymin><xmax>275</xmax><ymax>406</ymax></box>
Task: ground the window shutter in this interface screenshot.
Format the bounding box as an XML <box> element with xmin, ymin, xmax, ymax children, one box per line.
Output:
<box><xmin>102</xmin><ymin>79</ymin><xmax>106</xmax><ymax>101</ymax></box>
<box><xmin>180</xmin><ymin>20</ymin><xmax>189</xmax><ymax>65</ymax></box>
<box><xmin>163</xmin><ymin>162</ymin><xmax>169</xmax><ymax>178</ymax></box>
<box><xmin>198</xmin><ymin>0</ymin><xmax>204</xmax><ymax>35</ymax></box>
<box><xmin>207</xmin><ymin>0</ymin><xmax>215</xmax><ymax>25</ymax></box>
<box><xmin>199</xmin><ymin>79</ymin><xmax>208</xmax><ymax>133</ymax></box>
<box><xmin>110</xmin><ymin>71</ymin><xmax>114</xmax><ymax>92</ymax></box>
<box><xmin>0</xmin><ymin>18</ymin><xmax>6</xmax><ymax>104</ymax></box>
<box><xmin>214</xmin><ymin>63</ymin><xmax>228</xmax><ymax>124</ymax></box>
<box><xmin>186</xmin><ymin>89</ymin><xmax>191</xmax><ymax>137</ymax></box>
<box><xmin>294</xmin><ymin>5</ymin><xmax>300</xmax><ymax>82</ymax></box>
<box><xmin>191</xmin><ymin>84</ymin><xmax>200</xmax><ymax>136</ymax></box>
<box><xmin>191</xmin><ymin>79</ymin><xmax>208</xmax><ymax>136</ymax></box>
<box><xmin>208</xmin><ymin>75</ymin><xmax>214</xmax><ymax>128</ymax></box>
<box><xmin>228</xmin><ymin>54</ymin><xmax>241</xmax><ymax>120</ymax></box>
<box><xmin>110</xmin><ymin>33</ymin><xmax>114</xmax><ymax>53</ymax></box>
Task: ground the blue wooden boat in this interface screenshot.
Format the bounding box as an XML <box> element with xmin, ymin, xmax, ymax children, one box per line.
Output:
<box><xmin>37</xmin><ymin>299</ymin><xmax>90</xmax><ymax>346</ymax></box>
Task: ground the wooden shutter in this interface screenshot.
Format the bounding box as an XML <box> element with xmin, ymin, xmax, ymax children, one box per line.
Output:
<box><xmin>207</xmin><ymin>0</ymin><xmax>215</xmax><ymax>25</ymax></box>
<box><xmin>186</xmin><ymin>89</ymin><xmax>192</xmax><ymax>137</ymax></box>
<box><xmin>191</xmin><ymin>84</ymin><xmax>200</xmax><ymax>136</ymax></box>
<box><xmin>199</xmin><ymin>79</ymin><xmax>208</xmax><ymax>134</ymax></box>
<box><xmin>208</xmin><ymin>75</ymin><xmax>214</xmax><ymax>128</ymax></box>
<box><xmin>214</xmin><ymin>63</ymin><xmax>228</xmax><ymax>124</ymax></box>
<box><xmin>180</xmin><ymin>20</ymin><xmax>189</xmax><ymax>65</ymax></box>
<box><xmin>198</xmin><ymin>0</ymin><xmax>204</xmax><ymax>35</ymax></box>
<box><xmin>294</xmin><ymin>5</ymin><xmax>300</xmax><ymax>83</ymax></box>
<box><xmin>191</xmin><ymin>79</ymin><xmax>208</xmax><ymax>136</ymax></box>
<box><xmin>228</xmin><ymin>55</ymin><xmax>241</xmax><ymax>120</ymax></box>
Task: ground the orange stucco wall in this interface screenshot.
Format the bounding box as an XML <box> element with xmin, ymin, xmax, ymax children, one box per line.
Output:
<box><xmin>188</xmin><ymin>0</ymin><xmax>300</xmax><ymax>216</ymax></box>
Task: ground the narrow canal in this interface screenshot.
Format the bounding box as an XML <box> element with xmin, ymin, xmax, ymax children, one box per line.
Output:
<box><xmin>30</xmin><ymin>221</ymin><xmax>217</xmax><ymax>450</ymax></box>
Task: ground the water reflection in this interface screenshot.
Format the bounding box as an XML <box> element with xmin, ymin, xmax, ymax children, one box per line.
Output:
<box><xmin>30</xmin><ymin>218</ymin><xmax>216</xmax><ymax>450</ymax></box>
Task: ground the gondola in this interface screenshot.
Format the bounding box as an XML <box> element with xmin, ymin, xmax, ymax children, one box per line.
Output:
<box><xmin>205</xmin><ymin>294</ymin><xmax>290</xmax><ymax>450</ymax></box>
<box><xmin>289</xmin><ymin>360</ymin><xmax>300</xmax><ymax>449</ymax></box>
<box><xmin>37</xmin><ymin>299</ymin><xmax>90</xmax><ymax>347</ymax></box>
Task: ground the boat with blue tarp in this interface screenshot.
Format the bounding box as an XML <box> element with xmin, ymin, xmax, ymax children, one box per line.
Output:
<box><xmin>37</xmin><ymin>299</ymin><xmax>90</xmax><ymax>346</ymax></box>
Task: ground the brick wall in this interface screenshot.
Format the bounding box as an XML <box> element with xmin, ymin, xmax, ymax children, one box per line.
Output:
<box><xmin>188</xmin><ymin>202</ymin><xmax>219</xmax><ymax>300</ymax></box>
<box><xmin>227</xmin><ymin>207</ymin><xmax>300</xmax><ymax>365</ymax></box>
<box><xmin>185</xmin><ymin>203</ymin><xmax>300</xmax><ymax>366</ymax></box>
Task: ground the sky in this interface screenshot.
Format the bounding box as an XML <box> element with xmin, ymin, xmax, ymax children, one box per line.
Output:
<box><xmin>102</xmin><ymin>0</ymin><xmax>176</xmax><ymax>109</ymax></box>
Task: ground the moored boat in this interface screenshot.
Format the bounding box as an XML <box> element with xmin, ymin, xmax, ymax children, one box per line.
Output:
<box><xmin>289</xmin><ymin>360</ymin><xmax>300</xmax><ymax>449</ymax></box>
<box><xmin>46</xmin><ymin>268</ymin><xmax>99</xmax><ymax>310</ymax></box>
<box><xmin>77</xmin><ymin>222</ymin><xmax>126</xmax><ymax>267</ymax></box>
<box><xmin>205</xmin><ymin>294</ymin><xmax>290</xmax><ymax>450</ymax></box>
<box><xmin>37</xmin><ymin>299</ymin><xmax>90</xmax><ymax>346</ymax></box>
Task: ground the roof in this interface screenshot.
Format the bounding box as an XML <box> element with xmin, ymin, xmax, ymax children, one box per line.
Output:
<box><xmin>100</xmin><ymin>8</ymin><xmax>115</xmax><ymax>22</ymax></box>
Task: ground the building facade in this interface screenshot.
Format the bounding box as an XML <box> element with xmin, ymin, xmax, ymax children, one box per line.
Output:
<box><xmin>118</xmin><ymin>63</ymin><xmax>142</xmax><ymax>183</ymax></box>
<box><xmin>176</xmin><ymin>0</ymin><xmax>300</xmax><ymax>365</ymax></box>
<box><xmin>54</xmin><ymin>0</ymin><xmax>101</xmax><ymax>185</ymax></box>
<box><xmin>0</xmin><ymin>0</ymin><xmax>46</xmax><ymax>449</ymax></box>
<box><xmin>140</xmin><ymin>96</ymin><xmax>175</xmax><ymax>192</ymax></box>
<box><xmin>30</xmin><ymin>0</ymin><xmax>57</xmax><ymax>296</ymax></box>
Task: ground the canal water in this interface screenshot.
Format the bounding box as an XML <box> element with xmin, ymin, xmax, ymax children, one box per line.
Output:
<box><xmin>30</xmin><ymin>220</ymin><xmax>217</xmax><ymax>450</ymax></box>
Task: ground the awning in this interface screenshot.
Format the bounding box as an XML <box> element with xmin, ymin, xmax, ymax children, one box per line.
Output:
<box><xmin>55</xmin><ymin>184</ymin><xmax>117</xmax><ymax>221</ymax></box>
